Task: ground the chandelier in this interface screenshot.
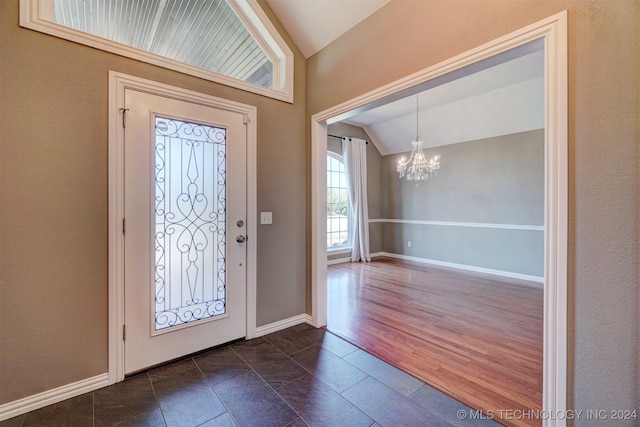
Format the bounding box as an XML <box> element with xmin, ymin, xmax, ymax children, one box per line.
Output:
<box><xmin>396</xmin><ymin>94</ymin><xmax>440</xmax><ymax>181</ymax></box>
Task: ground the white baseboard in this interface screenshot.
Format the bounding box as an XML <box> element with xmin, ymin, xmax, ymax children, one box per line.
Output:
<box><xmin>254</xmin><ymin>313</ymin><xmax>313</xmax><ymax>337</ymax></box>
<box><xmin>1</xmin><ymin>314</ymin><xmax>317</xmax><ymax>422</ymax></box>
<box><xmin>372</xmin><ymin>252</ymin><xmax>544</xmax><ymax>285</ymax></box>
<box><xmin>0</xmin><ymin>373</ymin><xmax>109</xmax><ymax>422</ymax></box>
<box><xmin>327</xmin><ymin>257</ymin><xmax>351</xmax><ymax>265</ymax></box>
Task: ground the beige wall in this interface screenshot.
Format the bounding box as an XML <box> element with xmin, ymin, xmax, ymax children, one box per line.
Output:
<box><xmin>0</xmin><ymin>0</ymin><xmax>307</xmax><ymax>404</ymax></box>
<box><xmin>307</xmin><ymin>0</ymin><xmax>639</xmax><ymax>421</ymax></box>
<box><xmin>1</xmin><ymin>0</ymin><xmax>638</xmax><ymax>418</ymax></box>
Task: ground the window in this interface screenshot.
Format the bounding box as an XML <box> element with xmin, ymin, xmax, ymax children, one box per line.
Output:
<box><xmin>327</xmin><ymin>153</ymin><xmax>351</xmax><ymax>250</ymax></box>
<box><xmin>20</xmin><ymin>0</ymin><xmax>293</xmax><ymax>102</ymax></box>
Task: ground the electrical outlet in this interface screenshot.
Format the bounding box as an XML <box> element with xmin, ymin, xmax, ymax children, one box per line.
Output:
<box><xmin>407</xmin><ymin>240</ymin><xmax>412</xmax><ymax>248</ymax></box>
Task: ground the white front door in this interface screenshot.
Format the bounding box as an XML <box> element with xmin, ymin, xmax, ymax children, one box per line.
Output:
<box><xmin>123</xmin><ymin>88</ymin><xmax>247</xmax><ymax>374</ymax></box>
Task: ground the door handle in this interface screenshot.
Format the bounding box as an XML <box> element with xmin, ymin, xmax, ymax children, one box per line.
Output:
<box><xmin>236</xmin><ymin>235</ymin><xmax>247</xmax><ymax>243</ymax></box>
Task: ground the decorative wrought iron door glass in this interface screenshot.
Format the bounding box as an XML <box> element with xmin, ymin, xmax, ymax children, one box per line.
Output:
<box><xmin>154</xmin><ymin>117</ymin><xmax>227</xmax><ymax>331</ymax></box>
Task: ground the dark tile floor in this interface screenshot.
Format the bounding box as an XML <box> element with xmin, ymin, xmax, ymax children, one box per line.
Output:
<box><xmin>1</xmin><ymin>324</ymin><xmax>501</xmax><ymax>427</ymax></box>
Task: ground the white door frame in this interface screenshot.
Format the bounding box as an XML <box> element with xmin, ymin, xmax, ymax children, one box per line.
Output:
<box><xmin>108</xmin><ymin>71</ymin><xmax>258</xmax><ymax>383</ymax></box>
<box><xmin>311</xmin><ymin>12</ymin><xmax>568</xmax><ymax>427</ymax></box>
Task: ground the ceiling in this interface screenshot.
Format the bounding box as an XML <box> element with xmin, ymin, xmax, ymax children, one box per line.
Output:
<box><xmin>265</xmin><ymin>0</ymin><xmax>545</xmax><ymax>155</ymax></box>
<box><xmin>265</xmin><ymin>0</ymin><xmax>389</xmax><ymax>58</ymax></box>
<box><xmin>345</xmin><ymin>48</ymin><xmax>545</xmax><ymax>155</ymax></box>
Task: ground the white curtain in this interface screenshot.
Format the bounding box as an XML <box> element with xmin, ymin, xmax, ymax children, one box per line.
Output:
<box><xmin>342</xmin><ymin>137</ymin><xmax>370</xmax><ymax>262</ymax></box>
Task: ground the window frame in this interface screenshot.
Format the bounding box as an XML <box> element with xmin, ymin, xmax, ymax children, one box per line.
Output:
<box><xmin>20</xmin><ymin>0</ymin><xmax>294</xmax><ymax>103</ymax></box>
<box><xmin>326</xmin><ymin>152</ymin><xmax>352</xmax><ymax>252</ymax></box>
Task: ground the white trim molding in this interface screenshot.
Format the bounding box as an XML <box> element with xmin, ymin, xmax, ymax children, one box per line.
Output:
<box><xmin>108</xmin><ymin>71</ymin><xmax>258</xmax><ymax>384</ymax></box>
<box><xmin>327</xmin><ymin>257</ymin><xmax>352</xmax><ymax>266</ymax></box>
<box><xmin>327</xmin><ymin>247</ymin><xmax>352</xmax><ymax>256</ymax></box>
<box><xmin>372</xmin><ymin>252</ymin><xmax>544</xmax><ymax>285</ymax></box>
<box><xmin>369</xmin><ymin>218</ymin><xmax>544</xmax><ymax>231</ymax></box>
<box><xmin>311</xmin><ymin>11</ymin><xmax>568</xmax><ymax>427</ymax></box>
<box><xmin>0</xmin><ymin>374</ymin><xmax>109</xmax><ymax>422</ymax></box>
<box><xmin>254</xmin><ymin>314</ymin><xmax>313</xmax><ymax>337</ymax></box>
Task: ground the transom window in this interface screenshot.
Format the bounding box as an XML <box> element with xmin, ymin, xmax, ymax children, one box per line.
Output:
<box><xmin>327</xmin><ymin>153</ymin><xmax>351</xmax><ymax>250</ymax></box>
<box><xmin>20</xmin><ymin>0</ymin><xmax>293</xmax><ymax>102</ymax></box>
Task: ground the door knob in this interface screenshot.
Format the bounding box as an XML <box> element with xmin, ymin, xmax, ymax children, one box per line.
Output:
<box><xmin>236</xmin><ymin>235</ymin><xmax>247</xmax><ymax>243</ymax></box>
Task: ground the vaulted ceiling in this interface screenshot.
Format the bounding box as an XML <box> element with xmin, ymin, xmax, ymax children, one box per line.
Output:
<box><xmin>266</xmin><ymin>0</ymin><xmax>545</xmax><ymax>155</ymax></box>
<box><xmin>344</xmin><ymin>48</ymin><xmax>544</xmax><ymax>155</ymax></box>
<box><xmin>265</xmin><ymin>0</ymin><xmax>389</xmax><ymax>58</ymax></box>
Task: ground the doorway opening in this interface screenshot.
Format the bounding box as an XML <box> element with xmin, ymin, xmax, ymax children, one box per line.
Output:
<box><xmin>311</xmin><ymin>11</ymin><xmax>567</xmax><ymax>425</ymax></box>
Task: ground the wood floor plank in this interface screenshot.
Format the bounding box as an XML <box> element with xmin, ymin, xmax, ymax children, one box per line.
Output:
<box><xmin>327</xmin><ymin>257</ymin><xmax>543</xmax><ymax>427</ymax></box>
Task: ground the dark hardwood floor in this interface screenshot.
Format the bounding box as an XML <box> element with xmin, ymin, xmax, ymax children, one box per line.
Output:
<box><xmin>327</xmin><ymin>257</ymin><xmax>543</xmax><ymax>427</ymax></box>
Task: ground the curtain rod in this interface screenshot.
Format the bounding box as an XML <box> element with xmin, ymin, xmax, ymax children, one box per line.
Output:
<box><xmin>328</xmin><ymin>134</ymin><xmax>368</xmax><ymax>144</ymax></box>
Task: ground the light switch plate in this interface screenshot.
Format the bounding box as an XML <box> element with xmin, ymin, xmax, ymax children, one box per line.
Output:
<box><xmin>260</xmin><ymin>212</ymin><xmax>272</xmax><ymax>224</ymax></box>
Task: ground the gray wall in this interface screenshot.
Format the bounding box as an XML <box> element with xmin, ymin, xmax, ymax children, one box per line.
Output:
<box><xmin>326</xmin><ymin>125</ymin><xmax>544</xmax><ymax>277</ymax></box>
<box><xmin>381</xmin><ymin>130</ymin><xmax>544</xmax><ymax>277</ymax></box>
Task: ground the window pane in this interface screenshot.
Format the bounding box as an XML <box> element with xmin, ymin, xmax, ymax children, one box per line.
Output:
<box><xmin>339</xmin><ymin>189</ymin><xmax>348</xmax><ymax>204</ymax></box>
<box><xmin>327</xmin><ymin>156</ymin><xmax>337</xmax><ymax>171</ymax></box>
<box><xmin>326</xmin><ymin>153</ymin><xmax>351</xmax><ymax>250</ymax></box>
<box><xmin>52</xmin><ymin>0</ymin><xmax>274</xmax><ymax>89</ymax></box>
<box><xmin>330</xmin><ymin>172</ymin><xmax>339</xmax><ymax>189</ymax></box>
<box><xmin>339</xmin><ymin>173</ymin><xmax>348</xmax><ymax>188</ymax></box>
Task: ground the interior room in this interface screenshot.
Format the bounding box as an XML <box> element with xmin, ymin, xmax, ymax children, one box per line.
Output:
<box><xmin>0</xmin><ymin>1</ymin><xmax>638</xmax><ymax>426</ymax></box>
<box><xmin>323</xmin><ymin>43</ymin><xmax>546</xmax><ymax>422</ymax></box>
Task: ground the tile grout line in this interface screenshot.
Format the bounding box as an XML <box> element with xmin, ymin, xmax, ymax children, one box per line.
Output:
<box><xmin>227</xmin><ymin>342</ymin><xmax>306</xmax><ymax>426</ymax></box>
<box><xmin>192</xmin><ymin>355</ymin><xmax>241</xmax><ymax>427</ymax></box>
<box><xmin>240</xmin><ymin>337</ymin><xmax>311</xmax><ymax>390</ymax></box>
<box><xmin>146</xmin><ymin>371</ymin><xmax>168</xmax><ymax>427</ymax></box>
<box><xmin>263</xmin><ymin>332</ymin><xmax>377</xmax><ymax>427</ymax></box>
<box><xmin>283</xmin><ymin>339</ymin><xmax>357</xmax><ymax>391</ymax></box>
